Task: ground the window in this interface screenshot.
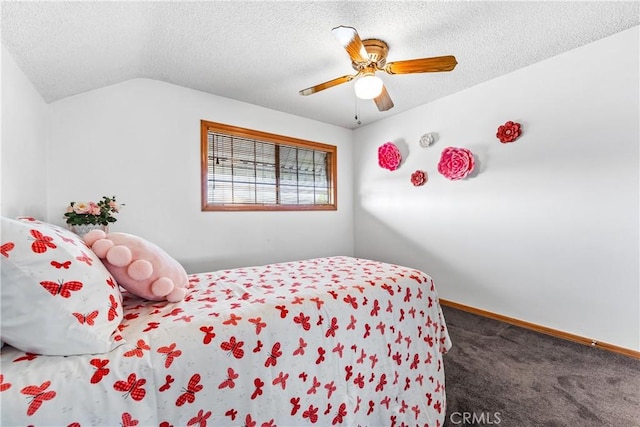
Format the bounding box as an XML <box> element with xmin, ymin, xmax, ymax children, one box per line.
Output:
<box><xmin>201</xmin><ymin>120</ymin><xmax>337</xmax><ymax>211</ymax></box>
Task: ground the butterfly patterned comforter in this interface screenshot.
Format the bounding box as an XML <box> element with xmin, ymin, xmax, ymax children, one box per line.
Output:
<box><xmin>0</xmin><ymin>256</ymin><xmax>451</xmax><ymax>426</ymax></box>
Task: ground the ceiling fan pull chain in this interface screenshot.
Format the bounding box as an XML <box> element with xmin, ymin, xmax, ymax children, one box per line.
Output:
<box><xmin>354</xmin><ymin>96</ymin><xmax>361</xmax><ymax>126</ymax></box>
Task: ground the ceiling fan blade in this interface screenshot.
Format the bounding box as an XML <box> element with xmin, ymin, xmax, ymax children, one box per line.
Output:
<box><xmin>299</xmin><ymin>74</ymin><xmax>357</xmax><ymax>96</ymax></box>
<box><xmin>332</xmin><ymin>25</ymin><xmax>369</xmax><ymax>64</ymax></box>
<box><xmin>384</xmin><ymin>55</ymin><xmax>458</xmax><ymax>75</ymax></box>
<box><xmin>374</xmin><ymin>85</ymin><xmax>394</xmax><ymax>111</ymax></box>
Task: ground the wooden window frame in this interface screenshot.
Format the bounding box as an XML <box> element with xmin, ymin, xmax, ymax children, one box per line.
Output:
<box><xmin>201</xmin><ymin>120</ymin><xmax>337</xmax><ymax>211</ymax></box>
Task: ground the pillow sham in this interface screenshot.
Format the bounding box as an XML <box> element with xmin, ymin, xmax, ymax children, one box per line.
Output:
<box><xmin>0</xmin><ymin>217</ymin><xmax>124</xmax><ymax>355</ymax></box>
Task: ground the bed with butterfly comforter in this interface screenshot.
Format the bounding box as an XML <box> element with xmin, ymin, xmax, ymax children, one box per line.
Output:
<box><xmin>1</xmin><ymin>248</ymin><xmax>451</xmax><ymax>426</ymax></box>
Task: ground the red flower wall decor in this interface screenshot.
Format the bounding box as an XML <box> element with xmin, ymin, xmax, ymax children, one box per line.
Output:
<box><xmin>411</xmin><ymin>170</ymin><xmax>428</xmax><ymax>186</ymax></box>
<box><xmin>437</xmin><ymin>147</ymin><xmax>475</xmax><ymax>180</ymax></box>
<box><xmin>496</xmin><ymin>121</ymin><xmax>521</xmax><ymax>143</ymax></box>
<box><xmin>377</xmin><ymin>142</ymin><xmax>402</xmax><ymax>171</ymax></box>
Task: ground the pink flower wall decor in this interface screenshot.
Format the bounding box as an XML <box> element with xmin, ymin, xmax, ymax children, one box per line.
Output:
<box><xmin>377</xmin><ymin>142</ymin><xmax>402</xmax><ymax>171</ymax></box>
<box><xmin>437</xmin><ymin>147</ymin><xmax>475</xmax><ymax>180</ymax></box>
<box><xmin>496</xmin><ymin>121</ymin><xmax>522</xmax><ymax>143</ymax></box>
<box><xmin>411</xmin><ymin>170</ymin><xmax>428</xmax><ymax>186</ymax></box>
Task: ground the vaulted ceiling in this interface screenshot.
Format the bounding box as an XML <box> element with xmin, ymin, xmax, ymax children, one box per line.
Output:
<box><xmin>2</xmin><ymin>1</ymin><xmax>638</xmax><ymax>129</ymax></box>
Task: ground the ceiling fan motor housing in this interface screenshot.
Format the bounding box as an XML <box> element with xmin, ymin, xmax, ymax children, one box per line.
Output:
<box><xmin>352</xmin><ymin>39</ymin><xmax>389</xmax><ymax>71</ymax></box>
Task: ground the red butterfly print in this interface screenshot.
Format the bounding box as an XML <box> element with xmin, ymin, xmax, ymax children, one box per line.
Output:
<box><xmin>243</xmin><ymin>414</ymin><xmax>257</xmax><ymax>427</ymax></box>
<box><xmin>353</xmin><ymin>373</ymin><xmax>365</xmax><ymax>389</ymax></box>
<box><xmin>90</xmin><ymin>358</ymin><xmax>110</xmax><ymax>384</ymax></box>
<box><xmin>188</xmin><ymin>409</ymin><xmax>212</xmax><ymax>427</ymax></box>
<box><xmin>75</xmin><ymin>251</ymin><xmax>93</xmax><ymax>266</ymax></box>
<box><xmin>370</xmin><ymin>299</ymin><xmax>381</xmax><ymax>316</ymax></box>
<box><xmin>324</xmin><ymin>402</ymin><xmax>333</xmax><ymax>416</ymax></box>
<box><xmin>20</xmin><ymin>381</ymin><xmax>56</xmax><ymax>416</ymax></box>
<box><xmin>293</xmin><ymin>337</ymin><xmax>307</xmax><ymax>356</ymax></box>
<box><xmin>222</xmin><ymin>313</ymin><xmax>241</xmax><ymax>326</ymax></box>
<box><xmin>325</xmin><ymin>317</ymin><xmax>338</xmax><ymax>337</ymax></box>
<box><xmin>106</xmin><ymin>276</ymin><xmax>117</xmax><ymax>289</ymax></box>
<box><xmin>275</xmin><ymin>305</ymin><xmax>289</xmax><ymax>318</ymax></box>
<box><xmin>248</xmin><ymin>317</ymin><xmax>266</xmax><ymax>334</ymax></box>
<box><xmin>290</xmin><ymin>397</ymin><xmax>301</xmax><ymax>416</ymax></box>
<box><xmin>376</xmin><ymin>373</ymin><xmax>387</xmax><ymax>392</ymax></box>
<box><xmin>315</xmin><ymin>347</ymin><xmax>326</xmax><ymax>364</ymax></box>
<box><xmin>332</xmin><ymin>403</ymin><xmax>347</xmax><ymax>425</ymax></box>
<box><xmin>73</xmin><ymin>310</ymin><xmax>99</xmax><ymax>326</ymax></box>
<box><xmin>264</xmin><ymin>342</ymin><xmax>282</xmax><ymax>367</ymax></box>
<box><xmin>39</xmin><ymin>280</ymin><xmax>83</xmax><ymax>298</ymax></box>
<box><xmin>200</xmin><ymin>326</ymin><xmax>216</xmax><ymax>344</ymax></box>
<box><xmin>293</xmin><ymin>312</ymin><xmax>311</xmax><ymax>331</ymax></box>
<box><xmin>158</xmin><ymin>343</ymin><xmax>182</xmax><ymax>368</ymax></box>
<box><xmin>307</xmin><ymin>376</ymin><xmax>321</xmax><ymax>394</ymax></box>
<box><xmin>303</xmin><ymin>405</ymin><xmax>319</xmax><ymax>423</ymax></box>
<box><xmin>251</xmin><ymin>377</ymin><xmax>265</xmax><ymax>400</ymax></box>
<box><xmin>225</xmin><ymin>408</ymin><xmax>238</xmax><ymax>421</ymax></box>
<box><xmin>272</xmin><ymin>371</ymin><xmax>289</xmax><ymax>390</ymax></box>
<box><xmin>50</xmin><ymin>260</ymin><xmax>72</xmax><ymax>269</ymax></box>
<box><xmin>253</xmin><ymin>340</ymin><xmax>263</xmax><ymax>353</ymax></box>
<box><xmin>176</xmin><ymin>373</ymin><xmax>203</xmax><ymax>406</ymax></box>
<box><xmin>13</xmin><ymin>353</ymin><xmax>38</xmax><ymax>362</ymax></box>
<box><xmin>324</xmin><ymin>380</ymin><xmax>336</xmax><ymax>399</ymax></box>
<box><xmin>108</xmin><ymin>294</ymin><xmax>119</xmax><ymax>321</ymax></box>
<box><xmin>1</xmin><ymin>242</ymin><xmax>15</xmax><ymax>258</ymax></box>
<box><xmin>114</xmin><ymin>373</ymin><xmax>146</xmax><ymax>401</ymax></box>
<box><xmin>124</xmin><ymin>339</ymin><xmax>150</xmax><ymax>358</ymax></box>
<box><xmin>0</xmin><ymin>375</ymin><xmax>12</xmax><ymax>392</ymax></box>
<box><xmin>220</xmin><ymin>336</ymin><xmax>245</xmax><ymax>359</ymax></box>
<box><xmin>367</xmin><ymin>400</ymin><xmax>375</xmax><ymax>416</ymax></box>
<box><xmin>121</xmin><ymin>412</ymin><xmax>139</xmax><ymax>427</ymax></box>
<box><xmin>159</xmin><ymin>375</ymin><xmax>174</xmax><ymax>392</ymax></box>
<box><xmin>29</xmin><ymin>230</ymin><xmax>56</xmax><ymax>253</ymax></box>
<box><xmin>218</xmin><ymin>367</ymin><xmax>239</xmax><ymax>389</ymax></box>
<box><xmin>343</xmin><ymin>294</ymin><xmax>358</xmax><ymax>309</ymax></box>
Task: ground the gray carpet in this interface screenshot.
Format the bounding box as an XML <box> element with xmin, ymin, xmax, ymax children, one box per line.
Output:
<box><xmin>441</xmin><ymin>306</ymin><xmax>640</xmax><ymax>427</ymax></box>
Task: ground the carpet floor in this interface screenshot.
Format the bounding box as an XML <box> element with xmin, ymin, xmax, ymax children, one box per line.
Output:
<box><xmin>441</xmin><ymin>306</ymin><xmax>640</xmax><ymax>427</ymax></box>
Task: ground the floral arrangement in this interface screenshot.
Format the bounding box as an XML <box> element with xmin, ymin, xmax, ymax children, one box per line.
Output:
<box><xmin>496</xmin><ymin>121</ymin><xmax>522</xmax><ymax>143</ymax></box>
<box><xmin>378</xmin><ymin>142</ymin><xmax>402</xmax><ymax>171</ymax></box>
<box><xmin>437</xmin><ymin>147</ymin><xmax>475</xmax><ymax>180</ymax></box>
<box><xmin>64</xmin><ymin>196</ymin><xmax>123</xmax><ymax>226</ymax></box>
<box><xmin>411</xmin><ymin>170</ymin><xmax>428</xmax><ymax>186</ymax></box>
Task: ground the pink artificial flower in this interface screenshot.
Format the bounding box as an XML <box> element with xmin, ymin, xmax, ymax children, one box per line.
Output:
<box><xmin>496</xmin><ymin>121</ymin><xmax>521</xmax><ymax>143</ymax></box>
<box><xmin>72</xmin><ymin>202</ymin><xmax>91</xmax><ymax>214</ymax></box>
<box><xmin>378</xmin><ymin>142</ymin><xmax>402</xmax><ymax>171</ymax></box>
<box><xmin>109</xmin><ymin>200</ymin><xmax>120</xmax><ymax>213</ymax></box>
<box><xmin>89</xmin><ymin>202</ymin><xmax>101</xmax><ymax>215</ymax></box>
<box><xmin>411</xmin><ymin>170</ymin><xmax>427</xmax><ymax>186</ymax></box>
<box><xmin>437</xmin><ymin>147</ymin><xmax>475</xmax><ymax>180</ymax></box>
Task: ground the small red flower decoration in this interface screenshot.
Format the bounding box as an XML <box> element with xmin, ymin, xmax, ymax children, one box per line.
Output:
<box><xmin>411</xmin><ymin>170</ymin><xmax>427</xmax><ymax>186</ymax></box>
<box><xmin>496</xmin><ymin>121</ymin><xmax>521</xmax><ymax>143</ymax></box>
<box><xmin>377</xmin><ymin>142</ymin><xmax>402</xmax><ymax>171</ymax></box>
<box><xmin>437</xmin><ymin>147</ymin><xmax>475</xmax><ymax>180</ymax></box>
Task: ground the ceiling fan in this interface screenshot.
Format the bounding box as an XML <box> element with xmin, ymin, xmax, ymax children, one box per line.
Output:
<box><xmin>299</xmin><ymin>26</ymin><xmax>458</xmax><ymax>112</ymax></box>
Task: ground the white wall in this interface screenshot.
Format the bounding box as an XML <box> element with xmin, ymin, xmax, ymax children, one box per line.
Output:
<box><xmin>46</xmin><ymin>79</ymin><xmax>354</xmax><ymax>272</ymax></box>
<box><xmin>353</xmin><ymin>27</ymin><xmax>640</xmax><ymax>351</ymax></box>
<box><xmin>1</xmin><ymin>46</ymin><xmax>48</xmax><ymax>219</ymax></box>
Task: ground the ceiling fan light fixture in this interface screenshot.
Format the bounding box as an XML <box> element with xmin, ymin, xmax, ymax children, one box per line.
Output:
<box><xmin>354</xmin><ymin>74</ymin><xmax>383</xmax><ymax>99</ymax></box>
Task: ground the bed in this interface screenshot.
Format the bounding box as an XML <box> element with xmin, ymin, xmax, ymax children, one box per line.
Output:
<box><xmin>1</xmin><ymin>217</ymin><xmax>451</xmax><ymax>426</ymax></box>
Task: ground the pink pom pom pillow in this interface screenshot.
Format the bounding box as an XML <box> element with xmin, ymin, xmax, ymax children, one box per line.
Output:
<box><xmin>0</xmin><ymin>217</ymin><xmax>125</xmax><ymax>355</ymax></box>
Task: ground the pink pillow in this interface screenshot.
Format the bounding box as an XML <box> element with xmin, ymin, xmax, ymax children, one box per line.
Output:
<box><xmin>0</xmin><ymin>217</ymin><xmax>125</xmax><ymax>355</ymax></box>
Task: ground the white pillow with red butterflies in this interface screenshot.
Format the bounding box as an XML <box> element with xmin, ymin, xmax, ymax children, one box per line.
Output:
<box><xmin>0</xmin><ymin>216</ymin><xmax>125</xmax><ymax>355</ymax></box>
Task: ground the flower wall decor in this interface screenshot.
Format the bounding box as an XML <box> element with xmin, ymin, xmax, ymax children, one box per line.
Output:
<box><xmin>437</xmin><ymin>147</ymin><xmax>475</xmax><ymax>180</ymax></box>
<box><xmin>377</xmin><ymin>142</ymin><xmax>402</xmax><ymax>171</ymax></box>
<box><xmin>64</xmin><ymin>196</ymin><xmax>124</xmax><ymax>226</ymax></box>
<box><xmin>496</xmin><ymin>120</ymin><xmax>522</xmax><ymax>143</ymax></box>
<box><xmin>411</xmin><ymin>170</ymin><xmax>428</xmax><ymax>186</ymax></box>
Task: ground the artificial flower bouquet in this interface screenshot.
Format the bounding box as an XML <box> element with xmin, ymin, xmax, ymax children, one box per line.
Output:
<box><xmin>64</xmin><ymin>196</ymin><xmax>123</xmax><ymax>226</ymax></box>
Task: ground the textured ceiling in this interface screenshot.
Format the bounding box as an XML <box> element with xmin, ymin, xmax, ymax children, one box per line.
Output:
<box><xmin>2</xmin><ymin>1</ymin><xmax>638</xmax><ymax>129</ymax></box>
